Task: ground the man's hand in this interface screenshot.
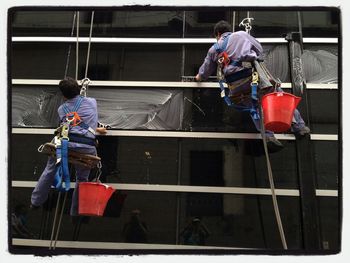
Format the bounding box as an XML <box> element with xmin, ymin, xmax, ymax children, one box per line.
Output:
<box><xmin>195</xmin><ymin>74</ymin><xmax>202</xmax><ymax>82</ymax></box>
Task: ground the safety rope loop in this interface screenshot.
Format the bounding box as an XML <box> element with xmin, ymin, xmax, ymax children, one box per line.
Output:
<box><xmin>80</xmin><ymin>78</ymin><xmax>90</xmax><ymax>97</ymax></box>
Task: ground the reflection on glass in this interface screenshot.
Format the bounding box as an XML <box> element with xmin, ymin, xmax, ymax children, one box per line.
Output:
<box><xmin>12</xmin><ymin>10</ymin><xmax>184</xmax><ymax>37</ymax></box>
<box><xmin>301</xmin><ymin>11</ymin><xmax>339</xmax><ymax>37</ymax></box>
<box><xmin>184</xmin><ymin>10</ymin><xmax>232</xmax><ymax>37</ymax></box>
<box><xmin>313</xmin><ymin>141</ymin><xmax>339</xmax><ymax>189</ymax></box>
<box><xmin>240</xmin><ymin>11</ymin><xmax>298</xmax><ymax>37</ymax></box>
<box><xmin>308</xmin><ymin>90</ymin><xmax>338</xmax><ymax>134</ymax></box>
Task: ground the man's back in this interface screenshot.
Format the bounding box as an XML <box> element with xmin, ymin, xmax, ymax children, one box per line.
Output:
<box><xmin>58</xmin><ymin>96</ymin><xmax>98</xmax><ymax>140</ymax></box>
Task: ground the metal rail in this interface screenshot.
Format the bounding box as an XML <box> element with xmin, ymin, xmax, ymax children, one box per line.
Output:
<box><xmin>11</xmin><ymin>181</ymin><xmax>338</xmax><ymax>197</ymax></box>
<box><xmin>11</xmin><ymin>36</ymin><xmax>338</xmax><ymax>44</ymax></box>
<box><xmin>11</xmin><ymin>79</ymin><xmax>338</xmax><ymax>90</ymax></box>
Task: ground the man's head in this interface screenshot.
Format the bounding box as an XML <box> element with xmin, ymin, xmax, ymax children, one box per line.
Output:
<box><xmin>213</xmin><ymin>20</ymin><xmax>232</xmax><ymax>39</ymax></box>
<box><xmin>59</xmin><ymin>77</ymin><xmax>80</xmax><ymax>99</ymax></box>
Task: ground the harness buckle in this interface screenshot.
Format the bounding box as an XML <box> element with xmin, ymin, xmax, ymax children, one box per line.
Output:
<box><xmin>61</xmin><ymin>124</ymin><xmax>70</xmax><ymax>140</ymax></box>
<box><xmin>251</xmin><ymin>71</ymin><xmax>259</xmax><ymax>85</ymax></box>
<box><xmin>66</xmin><ymin>111</ymin><xmax>81</xmax><ymax>127</ymax></box>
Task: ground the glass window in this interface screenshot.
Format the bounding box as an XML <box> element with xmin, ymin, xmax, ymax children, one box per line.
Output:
<box><xmin>307</xmin><ymin>90</ymin><xmax>339</xmax><ymax>134</ymax></box>
<box><xmin>12</xmin><ymin>134</ymin><xmax>301</xmax><ymax>189</ymax></box>
<box><xmin>301</xmin><ymin>11</ymin><xmax>339</xmax><ymax>38</ymax></box>
<box><xmin>303</xmin><ymin>44</ymin><xmax>338</xmax><ymax>84</ymax></box>
<box><xmin>313</xmin><ymin>141</ymin><xmax>339</xmax><ymax>189</ymax></box>
<box><xmin>11</xmin><ymin>43</ymin><xmax>183</xmax><ymax>81</ymax></box>
<box><xmin>184</xmin><ymin>10</ymin><xmax>233</xmax><ymax>37</ymax></box>
<box><xmin>317</xmin><ymin>197</ymin><xmax>340</xmax><ymax>250</ymax></box>
<box><xmin>11</xmin><ymin>10</ymin><xmax>184</xmax><ymax>38</ymax></box>
<box><xmin>240</xmin><ymin>11</ymin><xmax>299</xmax><ymax>38</ymax></box>
<box><xmin>10</xmin><ymin>187</ymin><xmax>303</xmax><ymax>250</ymax></box>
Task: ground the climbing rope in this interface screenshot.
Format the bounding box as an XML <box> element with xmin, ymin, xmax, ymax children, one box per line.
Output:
<box><xmin>63</xmin><ymin>12</ymin><xmax>77</xmax><ymax>78</ymax></box>
<box><xmin>258</xmin><ymin>104</ymin><xmax>288</xmax><ymax>250</ymax></box>
<box><xmin>238</xmin><ymin>13</ymin><xmax>287</xmax><ymax>249</ymax></box>
<box><xmin>80</xmin><ymin>11</ymin><xmax>94</xmax><ymax>97</ymax></box>
<box><xmin>49</xmin><ymin>10</ymin><xmax>96</xmax><ymax>250</ymax></box>
<box><xmin>84</xmin><ymin>11</ymin><xmax>94</xmax><ymax>80</ymax></box>
<box><xmin>75</xmin><ymin>11</ymin><xmax>80</xmax><ymax>80</ymax></box>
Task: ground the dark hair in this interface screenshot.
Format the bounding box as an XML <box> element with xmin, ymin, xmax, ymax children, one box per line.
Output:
<box><xmin>213</xmin><ymin>20</ymin><xmax>232</xmax><ymax>37</ymax></box>
<box><xmin>59</xmin><ymin>77</ymin><xmax>80</xmax><ymax>99</ymax></box>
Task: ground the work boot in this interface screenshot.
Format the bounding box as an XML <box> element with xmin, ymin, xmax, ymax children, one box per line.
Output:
<box><xmin>266</xmin><ymin>136</ymin><xmax>284</xmax><ymax>153</ymax></box>
<box><xmin>292</xmin><ymin>126</ymin><xmax>310</xmax><ymax>138</ymax></box>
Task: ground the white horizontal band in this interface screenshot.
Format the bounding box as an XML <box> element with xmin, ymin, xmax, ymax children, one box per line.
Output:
<box><xmin>10</xmin><ymin>128</ymin><xmax>338</xmax><ymax>141</ymax></box>
<box><xmin>11</xmin><ymin>181</ymin><xmax>338</xmax><ymax>197</ymax></box>
<box><xmin>12</xmin><ymin>238</ymin><xmax>247</xmax><ymax>250</ymax></box>
<box><xmin>11</xmin><ymin>36</ymin><xmax>338</xmax><ymax>44</ymax></box>
<box><xmin>11</xmin><ymin>79</ymin><xmax>338</xmax><ymax>90</ymax></box>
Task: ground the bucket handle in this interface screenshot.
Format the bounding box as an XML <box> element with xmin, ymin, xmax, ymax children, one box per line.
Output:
<box><xmin>93</xmin><ymin>161</ymin><xmax>103</xmax><ymax>182</ymax></box>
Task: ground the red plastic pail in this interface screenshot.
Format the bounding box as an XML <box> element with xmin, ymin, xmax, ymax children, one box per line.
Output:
<box><xmin>78</xmin><ymin>182</ymin><xmax>115</xmax><ymax>216</ymax></box>
<box><xmin>261</xmin><ymin>92</ymin><xmax>301</xmax><ymax>133</ymax></box>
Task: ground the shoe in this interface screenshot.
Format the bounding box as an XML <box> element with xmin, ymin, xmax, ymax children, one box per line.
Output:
<box><xmin>293</xmin><ymin>126</ymin><xmax>310</xmax><ymax>138</ymax></box>
<box><xmin>266</xmin><ymin>136</ymin><xmax>284</xmax><ymax>153</ymax></box>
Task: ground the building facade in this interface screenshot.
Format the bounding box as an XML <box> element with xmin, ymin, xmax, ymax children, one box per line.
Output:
<box><xmin>9</xmin><ymin>7</ymin><xmax>340</xmax><ymax>254</ymax></box>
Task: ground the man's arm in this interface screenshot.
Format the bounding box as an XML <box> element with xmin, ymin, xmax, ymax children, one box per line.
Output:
<box><xmin>196</xmin><ymin>47</ymin><xmax>217</xmax><ymax>81</ymax></box>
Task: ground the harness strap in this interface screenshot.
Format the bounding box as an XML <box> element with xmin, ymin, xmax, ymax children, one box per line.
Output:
<box><xmin>69</xmin><ymin>133</ymin><xmax>96</xmax><ymax>146</ymax></box>
<box><xmin>53</xmin><ymin>138</ymin><xmax>70</xmax><ymax>192</ymax></box>
<box><xmin>62</xmin><ymin>96</ymin><xmax>96</xmax><ymax>135</ymax></box>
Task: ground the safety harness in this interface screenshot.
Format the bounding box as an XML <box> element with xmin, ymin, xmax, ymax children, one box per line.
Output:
<box><xmin>52</xmin><ymin>95</ymin><xmax>96</xmax><ymax>192</ymax></box>
<box><xmin>214</xmin><ymin>33</ymin><xmax>260</xmax><ymax>121</ymax></box>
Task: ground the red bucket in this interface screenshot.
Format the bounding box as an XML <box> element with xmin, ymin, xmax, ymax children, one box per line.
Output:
<box><xmin>261</xmin><ymin>92</ymin><xmax>301</xmax><ymax>133</ymax></box>
<box><xmin>78</xmin><ymin>182</ymin><xmax>115</xmax><ymax>216</ymax></box>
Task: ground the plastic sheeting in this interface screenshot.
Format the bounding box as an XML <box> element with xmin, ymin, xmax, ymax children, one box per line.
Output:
<box><xmin>12</xmin><ymin>87</ymin><xmax>184</xmax><ymax>130</ymax></box>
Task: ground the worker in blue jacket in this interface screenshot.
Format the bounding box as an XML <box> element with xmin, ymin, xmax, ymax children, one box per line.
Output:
<box><xmin>31</xmin><ymin>77</ymin><xmax>106</xmax><ymax>216</ymax></box>
<box><xmin>195</xmin><ymin>20</ymin><xmax>310</xmax><ymax>151</ymax></box>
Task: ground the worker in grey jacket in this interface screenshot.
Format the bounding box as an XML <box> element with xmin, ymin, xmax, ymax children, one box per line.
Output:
<box><xmin>196</xmin><ymin>20</ymin><xmax>310</xmax><ymax>151</ymax></box>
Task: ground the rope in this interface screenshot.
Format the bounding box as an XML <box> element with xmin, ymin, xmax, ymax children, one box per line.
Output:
<box><xmin>75</xmin><ymin>11</ymin><xmax>80</xmax><ymax>80</ymax></box>
<box><xmin>63</xmin><ymin>12</ymin><xmax>77</xmax><ymax>78</ymax></box>
<box><xmin>84</xmin><ymin>11</ymin><xmax>95</xmax><ymax>79</ymax></box>
<box><xmin>258</xmin><ymin>104</ymin><xmax>288</xmax><ymax>249</ymax></box>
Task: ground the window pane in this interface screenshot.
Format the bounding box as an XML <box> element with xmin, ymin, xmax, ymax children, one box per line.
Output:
<box><xmin>10</xmin><ymin>188</ymin><xmax>303</xmax><ymax>250</ymax></box>
<box><xmin>243</xmin><ymin>11</ymin><xmax>299</xmax><ymax>38</ymax></box>
<box><xmin>184</xmin><ymin>10</ymin><xmax>233</xmax><ymax>37</ymax></box>
<box><xmin>317</xmin><ymin>197</ymin><xmax>340</xmax><ymax>250</ymax></box>
<box><xmin>313</xmin><ymin>141</ymin><xmax>339</xmax><ymax>189</ymax></box>
<box><xmin>303</xmin><ymin>44</ymin><xmax>338</xmax><ymax>84</ymax></box>
<box><xmin>12</xmin><ymin>10</ymin><xmax>184</xmax><ymax>38</ymax></box>
<box><xmin>11</xmin><ymin>43</ymin><xmax>182</xmax><ymax>80</ymax></box>
<box><xmin>12</xmin><ymin>134</ymin><xmax>300</xmax><ymax>189</ymax></box>
<box><xmin>307</xmin><ymin>90</ymin><xmax>339</xmax><ymax>134</ymax></box>
<box><xmin>301</xmin><ymin>11</ymin><xmax>339</xmax><ymax>38</ymax></box>
<box><xmin>10</xmin><ymin>188</ymin><xmax>177</xmax><ymax>245</ymax></box>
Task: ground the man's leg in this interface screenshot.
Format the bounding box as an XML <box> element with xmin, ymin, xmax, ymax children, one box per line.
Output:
<box><xmin>250</xmin><ymin>113</ymin><xmax>284</xmax><ymax>153</ymax></box>
<box><xmin>291</xmin><ymin>109</ymin><xmax>310</xmax><ymax>136</ymax></box>
<box><xmin>31</xmin><ymin>156</ymin><xmax>57</xmax><ymax>207</ymax></box>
